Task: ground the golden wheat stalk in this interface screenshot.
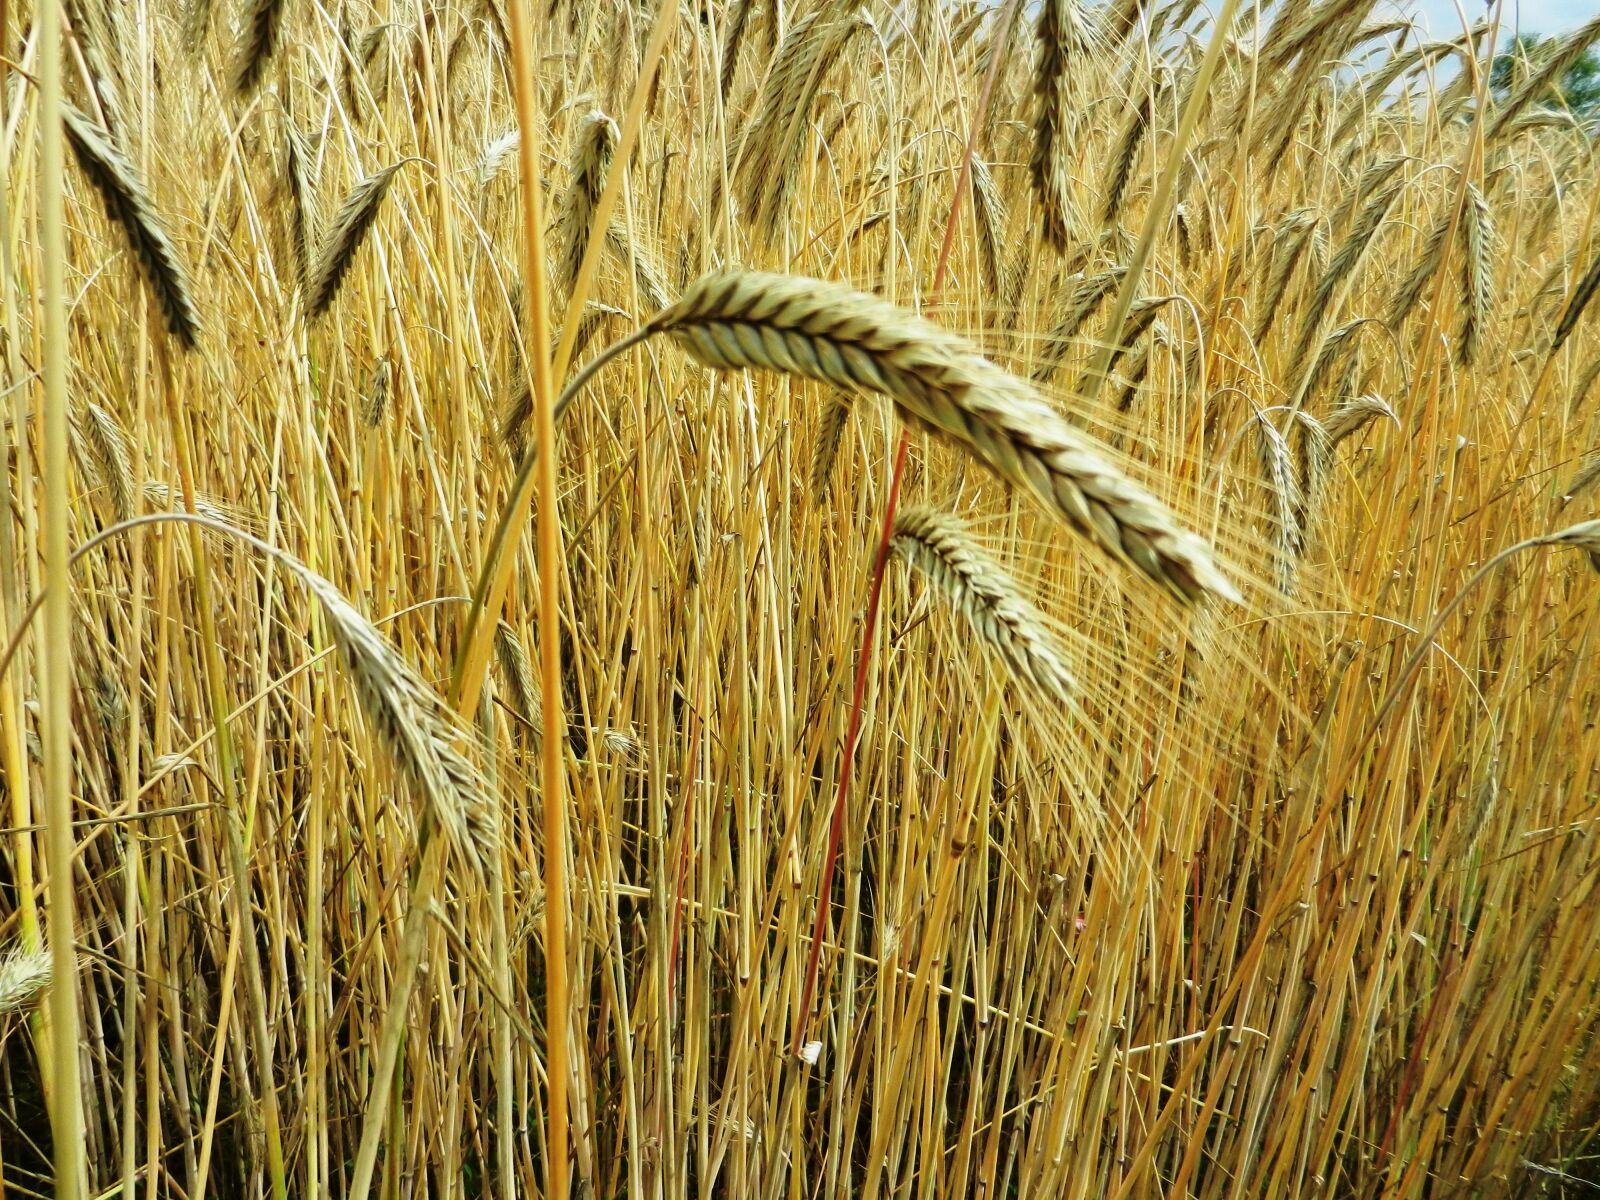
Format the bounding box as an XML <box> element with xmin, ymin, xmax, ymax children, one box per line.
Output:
<box><xmin>649</xmin><ymin>271</ymin><xmax>1239</xmax><ymax>604</ymax></box>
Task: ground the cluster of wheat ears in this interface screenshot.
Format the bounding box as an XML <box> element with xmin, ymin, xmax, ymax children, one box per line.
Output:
<box><xmin>3</xmin><ymin>0</ymin><xmax>1600</xmax><ymax>1195</ymax></box>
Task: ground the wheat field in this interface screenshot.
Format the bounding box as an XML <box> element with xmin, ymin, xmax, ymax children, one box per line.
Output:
<box><xmin>3</xmin><ymin>0</ymin><xmax>1600</xmax><ymax>1195</ymax></box>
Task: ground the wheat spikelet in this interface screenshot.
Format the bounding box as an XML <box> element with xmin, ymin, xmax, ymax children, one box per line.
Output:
<box><xmin>141</xmin><ymin>481</ymin><xmax>244</xmax><ymax>526</ymax></box>
<box><xmin>734</xmin><ymin>9</ymin><xmax>865</xmax><ymax>243</ymax></box>
<box><xmin>1301</xmin><ymin>316</ymin><xmax>1369</xmax><ymax>400</ymax></box>
<box><xmin>554</xmin><ymin>111</ymin><xmax>618</xmax><ymax>296</ymax></box>
<box><xmin>0</xmin><ymin>945</ymin><xmax>51</xmax><ymax>1015</ymax></box>
<box><xmin>605</xmin><ymin>223</ymin><xmax>670</xmax><ymax>313</ymax></box>
<box><xmin>1293</xmin><ymin>175</ymin><xmax>1403</xmax><ymax>366</ymax></box>
<box><xmin>283</xmin><ymin>117</ymin><xmax>318</xmax><ymax>295</ymax></box>
<box><xmin>891</xmin><ymin>506</ymin><xmax>1077</xmax><ymax>703</ymax></box>
<box><xmin>1090</xmin><ymin>293</ymin><xmax>1174</xmax><ymax>391</ymax></box>
<box><xmin>360</xmin><ymin>357</ymin><xmax>391</xmax><ymax>428</ymax></box>
<box><xmin>307</xmin><ymin>162</ymin><xmax>405</xmax><ymax>318</ymax></box>
<box><xmin>1554</xmin><ymin>245</ymin><xmax>1600</xmax><ymax>353</ymax></box>
<box><xmin>1289</xmin><ymin>410</ymin><xmax>1332</xmax><ymax>552</ymax></box>
<box><xmin>1323</xmin><ymin>392</ymin><xmax>1397</xmax><ymax>448</ymax></box>
<box><xmin>652</xmin><ymin>270</ymin><xmax>1240</xmax><ymax>604</ymax></box>
<box><xmin>475</xmin><ymin>129</ymin><xmax>520</xmax><ymax>189</ymax></box>
<box><xmin>969</xmin><ymin>154</ymin><xmax>1013</xmax><ymax>302</ymax></box>
<box><xmin>1254</xmin><ymin>210</ymin><xmax>1316</xmax><ymax>341</ymax></box>
<box><xmin>1569</xmin><ymin>357</ymin><xmax>1600</xmax><ymax>412</ymax></box>
<box><xmin>721</xmin><ymin>0</ymin><xmax>754</xmax><ymax>98</ymax></box>
<box><xmin>1546</xmin><ymin>519</ymin><xmax>1600</xmax><ymax>575</ymax></box>
<box><xmin>61</xmin><ymin>105</ymin><xmax>201</xmax><ymax>350</ymax></box>
<box><xmin>1458</xmin><ymin>183</ymin><xmax>1493</xmax><ymax>366</ymax></box>
<box><xmin>1255</xmin><ymin>414</ymin><xmax>1303</xmax><ymax>596</ymax></box>
<box><xmin>232</xmin><ymin>0</ymin><xmax>288</xmax><ymax>95</ymax></box>
<box><xmin>83</xmin><ymin>402</ymin><xmax>135</xmax><ymax>522</ymax></box>
<box><xmin>1104</xmin><ymin>0</ymin><xmax>1150</xmax><ymax>43</ymax></box>
<box><xmin>1387</xmin><ymin>198</ymin><xmax>1454</xmax><ymax>329</ymax></box>
<box><xmin>811</xmin><ymin>394</ymin><xmax>853</xmax><ymax>496</ymax></box>
<box><xmin>494</xmin><ymin>621</ymin><xmax>541</xmax><ymax>733</ymax></box>
<box><xmin>1031</xmin><ymin>0</ymin><xmax>1095</xmax><ymax>251</ymax></box>
<box><xmin>1034</xmin><ymin>266</ymin><xmax>1127</xmax><ymax>382</ymax></box>
<box><xmin>299</xmin><ymin>571</ymin><xmax>496</xmax><ymax>873</ymax></box>
<box><xmin>1103</xmin><ymin>86</ymin><xmax>1155</xmax><ymax>226</ymax></box>
<box><xmin>1174</xmin><ymin>201</ymin><xmax>1194</xmax><ymax>266</ymax></box>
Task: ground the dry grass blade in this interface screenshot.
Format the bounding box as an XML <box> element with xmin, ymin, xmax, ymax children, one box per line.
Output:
<box><xmin>891</xmin><ymin>506</ymin><xmax>1077</xmax><ymax>704</ymax></box>
<box><xmin>652</xmin><ymin>270</ymin><xmax>1240</xmax><ymax>604</ymax></box>
<box><xmin>232</xmin><ymin>0</ymin><xmax>288</xmax><ymax>95</ymax></box>
<box><xmin>61</xmin><ymin>105</ymin><xmax>201</xmax><ymax>350</ymax></box>
<box><xmin>0</xmin><ymin>945</ymin><xmax>52</xmax><ymax>1015</ymax></box>
<box><xmin>306</xmin><ymin>162</ymin><xmax>406</xmax><ymax>318</ymax></box>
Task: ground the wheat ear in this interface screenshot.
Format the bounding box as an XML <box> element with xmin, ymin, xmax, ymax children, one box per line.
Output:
<box><xmin>232</xmin><ymin>0</ymin><xmax>288</xmax><ymax>95</ymax></box>
<box><xmin>1458</xmin><ymin>183</ymin><xmax>1493</xmax><ymax>367</ymax></box>
<box><xmin>0</xmin><ymin>945</ymin><xmax>52</xmax><ymax>1015</ymax></box>
<box><xmin>891</xmin><ymin>506</ymin><xmax>1077</xmax><ymax>703</ymax></box>
<box><xmin>811</xmin><ymin>394</ymin><xmax>854</xmax><ymax>496</ymax></box>
<box><xmin>307</xmin><ymin>161</ymin><xmax>406</xmax><ymax>318</ymax></box>
<box><xmin>494</xmin><ymin>621</ymin><xmax>542</xmax><ymax>734</ymax></box>
<box><xmin>1323</xmin><ymin>392</ymin><xmax>1398</xmax><ymax>448</ymax></box>
<box><xmin>83</xmin><ymin>402</ymin><xmax>135</xmax><ymax>522</ymax></box>
<box><xmin>360</xmin><ymin>357</ymin><xmax>391</xmax><ymax>428</ymax></box>
<box><xmin>554</xmin><ymin>110</ymin><xmax>618</xmax><ymax>296</ymax></box>
<box><xmin>1255</xmin><ymin>414</ymin><xmax>1303</xmax><ymax>596</ymax></box>
<box><xmin>650</xmin><ymin>270</ymin><xmax>1239</xmax><ymax>604</ymax></box>
<box><xmin>283</xmin><ymin>117</ymin><xmax>318</xmax><ymax>296</ymax></box>
<box><xmin>1031</xmin><ymin>0</ymin><xmax>1094</xmax><ymax>251</ymax></box>
<box><xmin>61</xmin><ymin>105</ymin><xmax>201</xmax><ymax>350</ymax></box>
<box><xmin>1553</xmin><ymin>245</ymin><xmax>1600</xmax><ymax>353</ymax></box>
<box><xmin>299</xmin><ymin>573</ymin><xmax>497</xmax><ymax>873</ymax></box>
